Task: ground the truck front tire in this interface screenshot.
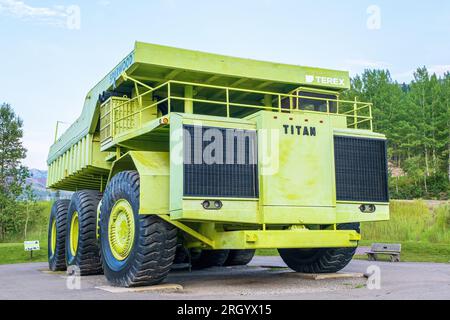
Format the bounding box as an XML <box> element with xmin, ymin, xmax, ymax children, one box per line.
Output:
<box><xmin>278</xmin><ymin>223</ymin><xmax>360</xmax><ymax>274</ymax></box>
<box><xmin>65</xmin><ymin>191</ymin><xmax>103</xmax><ymax>275</ymax></box>
<box><xmin>48</xmin><ymin>200</ymin><xmax>70</xmax><ymax>272</ymax></box>
<box><xmin>99</xmin><ymin>171</ymin><xmax>177</xmax><ymax>287</ymax></box>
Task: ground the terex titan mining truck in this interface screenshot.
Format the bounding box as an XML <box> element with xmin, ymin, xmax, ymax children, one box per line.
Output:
<box><xmin>47</xmin><ymin>42</ymin><xmax>389</xmax><ymax>287</ymax></box>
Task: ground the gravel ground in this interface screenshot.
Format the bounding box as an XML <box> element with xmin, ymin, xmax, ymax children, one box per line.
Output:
<box><xmin>0</xmin><ymin>257</ymin><xmax>449</xmax><ymax>300</ymax></box>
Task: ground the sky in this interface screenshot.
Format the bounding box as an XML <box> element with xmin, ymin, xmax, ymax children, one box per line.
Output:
<box><xmin>0</xmin><ymin>0</ymin><xmax>449</xmax><ymax>169</ymax></box>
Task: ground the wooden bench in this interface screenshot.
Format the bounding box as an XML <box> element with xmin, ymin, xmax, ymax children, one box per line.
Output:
<box><xmin>366</xmin><ymin>243</ymin><xmax>401</xmax><ymax>262</ymax></box>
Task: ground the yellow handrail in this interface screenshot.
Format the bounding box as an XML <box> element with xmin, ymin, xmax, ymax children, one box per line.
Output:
<box><xmin>101</xmin><ymin>78</ymin><xmax>373</xmax><ymax>143</ymax></box>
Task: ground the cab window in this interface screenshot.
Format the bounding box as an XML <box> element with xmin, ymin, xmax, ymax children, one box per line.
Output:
<box><xmin>296</xmin><ymin>91</ymin><xmax>337</xmax><ymax>113</ymax></box>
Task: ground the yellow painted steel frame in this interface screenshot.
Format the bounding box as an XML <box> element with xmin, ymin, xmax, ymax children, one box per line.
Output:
<box><xmin>158</xmin><ymin>216</ymin><xmax>361</xmax><ymax>250</ymax></box>
<box><xmin>210</xmin><ymin>229</ymin><xmax>361</xmax><ymax>250</ymax></box>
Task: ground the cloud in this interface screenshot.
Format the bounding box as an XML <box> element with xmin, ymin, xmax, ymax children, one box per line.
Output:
<box><xmin>0</xmin><ymin>0</ymin><xmax>74</xmax><ymax>28</ymax></box>
<box><xmin>346</xmin><ymin>59</ymin><xmax>390</xmax><ymax>69</ymax></box>
<box><xmin>393</xmin><ymin>65</ymin><xmax>450</xmax><ymax>82</ymax></box>
<box><xmin>428</xmin><ymin>64</ymin><xmax>450</xmax><ymax>76</ymax></box>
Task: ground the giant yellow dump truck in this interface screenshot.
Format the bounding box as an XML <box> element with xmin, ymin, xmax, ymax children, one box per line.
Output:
<box><xmin>47</xmin><ymin>42</ymin><xmax>389</xmax><ymax>287</ymax></box>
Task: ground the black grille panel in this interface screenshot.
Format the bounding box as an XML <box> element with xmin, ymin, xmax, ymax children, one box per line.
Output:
<box><xmin>334</xmin><ymin>136</ymin><xmax>389</xmax><ymax>203</ymax></box>
<box><xmin>183</xmin><ymin>125</ymin><xmax>259</xmax><ymax>198</ymax></box>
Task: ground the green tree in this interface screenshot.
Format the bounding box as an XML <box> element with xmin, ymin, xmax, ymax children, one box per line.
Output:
<box><xmin>440</xmin><ymin>73</ymin><xmax>450</xmax><ymax>183</ymax></box>
<box><xmin>22</xmin><ymin>184</ymin><xmax>40</xmax><ymax>239</ymax></box>
<box><xmin>0</xmin><ymin>103</ymin><xmax>29</xmax><ymax>240</ymax></box>
<box><xmin>345</xmin><ymin>68</ymin><xmax>449</xmax><ymax>199</ymax></box>
<box><xmin>343</xmin><ymin>69</ymin><xmax>408</xmax><ymax>164</ymax></box>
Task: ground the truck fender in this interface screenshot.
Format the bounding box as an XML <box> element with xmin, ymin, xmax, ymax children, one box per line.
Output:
<box><xmin>108</xmin><ymin>151</ymin><xmax>170</xmax><ymax>215</ymax></box>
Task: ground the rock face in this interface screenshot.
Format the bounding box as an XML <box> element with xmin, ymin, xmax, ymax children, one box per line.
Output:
<box><xmin>388</xmin><ymin>162</ymin><xmax>406</xmax><ymax>178</ymax></box>
<box><xmin>28</xmin><ymin>169</ymin><xmax>72</xmax><ymax>200</ymax></box>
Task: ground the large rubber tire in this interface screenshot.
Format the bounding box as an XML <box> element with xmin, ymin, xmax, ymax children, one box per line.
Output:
<box><xmin>190</xmin><ymin>249</ymin><xmax>230</xmax><ymax>270</ymax></box>
<box><xmin>99</xmin><ymin>171</ymin><xmax>177</xmax><ymax>287</ymax></box>
<box><xmin>65</xmin><ymin>191</ymin><xmax>103</xmax><ymax>276</ymax></box>
<box><xmin>278</xmin><ymin>223</ymin><xmax>360</xmax><ymax>274</ymax></box>
<box><xmin>48</xmin><ymin>200</ymin><xmax>70</xmax><ymax>271</ymax></box>
<box><xmin>224</xmin><ymin>250</ymin><xmax>256</xmax><ymax>266</ymax></box>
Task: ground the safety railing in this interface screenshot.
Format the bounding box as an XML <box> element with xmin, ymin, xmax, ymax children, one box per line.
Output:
<box><xmin>100</xmin><ymin>79</ymin><xmax>373</xmax><ymax>145</ymax></box>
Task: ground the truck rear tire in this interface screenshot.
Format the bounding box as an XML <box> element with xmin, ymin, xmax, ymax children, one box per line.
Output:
<box><xmin>65</xmin><ymin>191</ymin><xmax>103</xmax><ymax>275</ymax></box>
<box><xmin>224</xmin><ymin>250</ymin><xmax>256</xmax><ymax>266</ymax></box>
<box><xmin>190</xmin><ymin>249</ymin><xmax>230</xmax><ymax>270</ymax></box>
<box><xmin>99</xmin><ymin>171</ymin><xmax>177</xmax><ymax>287</ymax></box>
<box><xmin>278</xmin><ymin>223</ymin><xmax>360</xmax><ymax>274</ymax></box>
<box><xmin>174</xmin><ymin>244</ymin><xmax>189</xmax><ymax>264</ymax></box>
<box><xmin>48</xmin><ymin>200</ymin><xmax>70</xmax><ymax>272</ymax></box>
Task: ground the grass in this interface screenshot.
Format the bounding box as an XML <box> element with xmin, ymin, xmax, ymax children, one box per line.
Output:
<box><xmin>256</xmin><ymin>249</ymin><xmax>279</xmax><ymax>256</ymax></box>
<box><xmin>360</xmin><ymin>201</ymin><xmax>450</xmax><ymax>243</ymax></box>
<box><xmin>0</xmin><ymin>201</ymin><xmax>51</xmax><ymax>265</ymax></box>
<box><xmin>1</xmin><ymin>201</ymin><xmax>52</xmax><ymax>244</ymax></box>
<box><xmin>356</xmin><ymin>201</ymin><xmax>450</xmax><ymax>263</ymax></box>
<box><xmin>0</xmin><ymin>243</ymin><xmax>48</xmax><ymax>265</ymax></box>
<box><xmin>356</xmin><ymin>240</ymin><xmax>450</xmax><ymax>263</ymax></box>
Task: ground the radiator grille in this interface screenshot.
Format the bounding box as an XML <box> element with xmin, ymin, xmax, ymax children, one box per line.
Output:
<box><xmin>334</xmin><ymin>136</ymin><xmax>389</xmax><ymax>203</ymax></box>
<box><xmin>183</xmin><ymin>125</ymin><xmax>259</xmax><ymax>198</ymax></box>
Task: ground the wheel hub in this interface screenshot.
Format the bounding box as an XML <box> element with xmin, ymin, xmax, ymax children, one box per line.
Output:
<box><xmin>51</xmin><ymin>219</ymin><xmax>57</xmax><ymax>255</ymax></box>
<box><xmin>108</xmin><ymin>200</ymin><xmax>135</xmax><ymax>261</ymax></box>
<box><xmin>69</xmin><ymin>212</ymin><xmax>79</xmax><ymax>257</ymax></box>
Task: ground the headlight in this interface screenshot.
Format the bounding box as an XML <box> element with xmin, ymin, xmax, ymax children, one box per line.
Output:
<box><xmin>360</xmin><ymin>204</ymin><xmax>376</xmax><ymax>213</ymax></box>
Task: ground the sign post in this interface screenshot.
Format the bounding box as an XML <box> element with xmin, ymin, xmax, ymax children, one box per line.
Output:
<box><xmin>24</xmin><ymin>241</ymin><xmax>40</xmax><ymax>260</ymax></box>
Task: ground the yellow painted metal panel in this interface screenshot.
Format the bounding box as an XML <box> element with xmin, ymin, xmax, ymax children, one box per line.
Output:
<box><xmin>181</xmin><ymin>114</ymin><xmax>256</xmax><ymax>130</ymax></box>
<box><xmin>68</xmin><ymin>147</ymin><xmax>73</xmax><ymax>176</ymax></box>
<box><xmin>262</xmin><ymin>206</ymin><xmax>337</xmax><ymax>225</ymax></box>
<box><xmin>256</xmin><ymin>112</ymin><xmax>335</xmax><ymax>207</ymax></box>
<box><xmin>83</xmin><ymin>136</ymin><xmax>88</xmax><ymax>167</ymax></box>
<box><xmin>52</xmin><ymin>163</ymin><xmax>56</xmax><ymax>185</ymax></box>
<box><xmin>46</xmin><ymin>134</ymin><xmax>111</xmax><ymax>191</ymax></box>
<box><xmin>336</xmin><ymin>203</ymin><xmax>389</xmax><ymax>223</ymax></box>
<box><xmin>74</xmin><ymin>142</ymin><xmax>79</xmax><ymax>173</ymax></box>
<box><xmin>169</xmin><ymin>113</ymin><xmax>184</xmax><ymax>212</ymax></box>
<box><xmin>63</xmin><ymin>153</ymin><xmax>67</xmax><ymax>178</ymax></box>
<box><xmin>58</xmin><ymin>156</ymin><xmax>62</xmax><ymax>181</ymax></box>
<box><xmin>88</xmin><ymin>134</ymin><xmax>93</xmax><ymax>164</ymax></box>
<box><xmin>77</xmin><ymin>141</ymin><xmax>82</xmax><ymax>170</ymax></box>
<box><xmin>172</xmin><ymin>200</ymin><xmax>259</xmax><ymax>224</ymax></box>
<box><xmin>331</xmin><ymin>115</ymin><xmax>348</xmax><ymax>129</ymax></box>
<box><xmin>334</xmin><ymin>128</ymin><xmax>385</xmax><ymax>139</ymax></box>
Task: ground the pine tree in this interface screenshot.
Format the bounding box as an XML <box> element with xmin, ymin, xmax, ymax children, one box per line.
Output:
<box><xmin>345</xmin><ymin>68</ymin><xmax>449</xmax><ymax>199</ymax></box>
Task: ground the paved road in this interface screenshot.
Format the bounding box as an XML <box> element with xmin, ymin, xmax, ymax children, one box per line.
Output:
<box><xmin>0</xmin><ymin>257</ymin><xmax>449</xmax><ymax>300</ymax></box>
